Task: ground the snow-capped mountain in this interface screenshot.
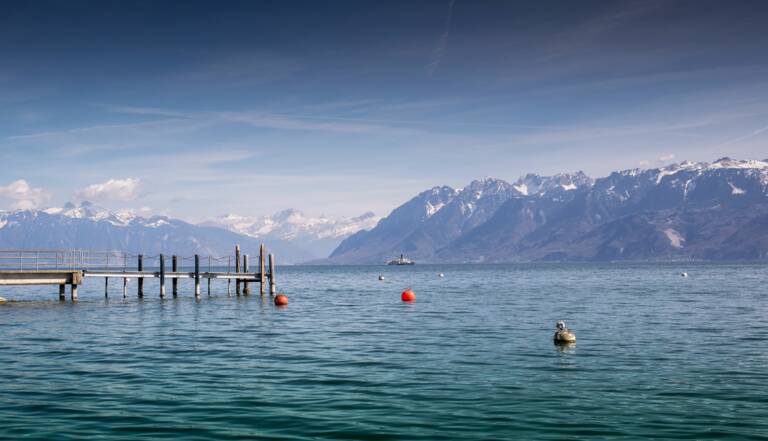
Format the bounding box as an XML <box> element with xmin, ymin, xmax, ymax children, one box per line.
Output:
<box><xmin>203</xmin><ymin>209</ymin><xmax>380</xmax><ymax>259</ymax></box>
<box><xmin>328</xmin><ymin>158</ymin><xmax>768</xmax><ymax>263</ymax></box>
<box><xmin>512</xmin><ymin>171</ymin><xmax>594</xmax><ymax>196</ymax></box>
<box><xmin>330</xmin><ymin>174</ymin><xmax>593</xmax><ymax>263</ymax></box>
<box><xmin>0</xmin><ymin>201</ymin><xmax>312</xmax><ymax>263</ymax></box>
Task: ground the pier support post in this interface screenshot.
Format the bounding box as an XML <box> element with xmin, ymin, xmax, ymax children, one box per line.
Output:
<box><xmin>104</xmin><ymin>278</ymin><xmax>109</xmax><ymax>297</ymax></box>
<box><xmin>260</xmin><ymin>243</ymin><xmax>266</xmax><ymax>296</ymax></box>
<box><xmin>159</xmin><ymin>254</ymin><xmax>166</xmax><ymax>298</ymax></box>
<box><xmin>243</xmin><ymin>254</ymin><xmax>250</xmax><ymax>295</ymax></box>
<box><xmin>194</xmin><ymin>254</ymin><xmax>201</xmax><ymax>298</ymax></box>
<box><xmin>59</xmin><ymin>284</ymin><xmax>66</xmax><ymax>301</ymax></box>
<box><xmin>71</xmin><ymin>284</ymin><xmax>78</xmax><ymax>301</ymax></box>
<box><xmin>269</xmin><ymin>254</ymin><xmax>276</xmax><ymax>295</ymax></box>
<box><xmin>123</xmin><ymin>278</ymin><xmax>128</xmax><ymax>298</ymax></box>
<box><xmin>235</xmin><ymin>245</ymin><xmax>241</xmax><ymax>295</ymax></box>
<box><xmin>172</xmin><ymin>255</ymin><xmax>178</xmax><ymax>297</ymax></box>
<box><xmin>137</xmin><ymin>254</ymin><xmax>144</xmax><ymax>298</ymax></box>
<box><xmin>207</xmin><ymin>256</ymin><xmax>211</xmax><ymax>296</ymax></box>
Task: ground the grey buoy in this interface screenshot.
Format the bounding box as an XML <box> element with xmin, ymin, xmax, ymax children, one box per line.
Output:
<box><xmin>680</xmin><ymin>272</ymin><xmax>688</xmax><ymax>278</ymax></box>
<box><xmin>438</xmin><ymin>273</ymin><xmax>445</xmax><ymax>278</ymax></box>
<box><xmin>378</xmin><ymin>275</ymin><xmax>385</xmax><ymax>281</ymax></box>
<box><xmin>553</xmin><ymin>321</ymin><xmax>576</xmax><ymax>344</ymax></box>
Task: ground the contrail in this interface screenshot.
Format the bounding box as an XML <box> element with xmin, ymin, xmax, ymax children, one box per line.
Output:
<box><xmin>714</xmin><ymin>123</ymin><xmax>768</xmax><ymax>148</ymax></box>
<box><xmin>427</xmin><ymin>0</ymin><xmax>456</xmax><ymax>76</ymax></box>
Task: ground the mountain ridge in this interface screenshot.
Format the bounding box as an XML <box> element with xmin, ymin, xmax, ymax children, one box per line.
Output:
<box><xmin>327</xmin><ymin>158</ymin><xmax>768</xmax><ymax>263</ymax></box>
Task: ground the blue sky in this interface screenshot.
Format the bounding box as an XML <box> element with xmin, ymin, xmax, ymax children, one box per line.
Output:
<box><xmin>1</xmin><ymin>0</ymin><xmax>767</xmax><ymax>221</ymax></box>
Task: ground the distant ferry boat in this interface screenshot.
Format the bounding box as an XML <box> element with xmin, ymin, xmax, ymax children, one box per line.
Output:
<box><xmin>387</xmin><ymin>254</ymin><xmax>415</xmax><ymax>265</ymax></box>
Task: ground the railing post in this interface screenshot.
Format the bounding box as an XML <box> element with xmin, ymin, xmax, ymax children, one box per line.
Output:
<box><xmin>235</xmin><ymin>245</ymin><xmax>241</xmax><ymax>295</ymax></box>
<box><xmin>259</xmin><ymin>243</ymin><xmax>266</xmax><ymax>296</ymax></box>
<box><xmin>227</xmin><ymin>256</ymin><xmax>231</xmax><ymax>295</ymax></box>
<box><xmin>172</xmin><ymin>255</ymin><xmax>178</xmax><ymax>297</ymax></box>
<box><xmin>137</xmin><ymin>254</ymin><xmax>144</xmax><ymax>298</ymax></box>
<box><xmin>159</xmin><ymin>253</ymin><xmax>166</xmax><ymax>298</ymax></box>
<box><xmin>194</xmin><ymin>254</ymin><xmax>201</xmax><ymax>298</ymax></box>
<box><xmin>243</xmin><ymin>254</ymin><xmax>250</xmax><ymax>295</ymax></box>
<box><xmin>269</xmin><ymin>253</ymin><xmax>276</xmax><ymax>295</ymax></box>
<box><xmin>122</xmin><ymin>252</ymin><xmax>127</xmax><ymax>298</ymax></box>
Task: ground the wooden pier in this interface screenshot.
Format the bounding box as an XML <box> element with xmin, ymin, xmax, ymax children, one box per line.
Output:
<box><xmin>0</xmin><ymin>246</ymin><xmax>277</xmax><ymax>302</ymax></box>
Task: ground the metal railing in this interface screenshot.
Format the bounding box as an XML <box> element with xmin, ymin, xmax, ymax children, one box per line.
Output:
<box><xmin>0</xmin><ymin>249</ymin><xmax>237</xmax><ymax>272</ymax></box>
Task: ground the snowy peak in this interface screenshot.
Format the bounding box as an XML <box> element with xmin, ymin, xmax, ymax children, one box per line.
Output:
<box><xmin>42</xmin><ymin>201</ymin><xmax>137</xmax><ymax>226</ymax></box>
<box><xmin>206</xmin><ymin>209</ymin><xmax>380</xmax><ymax>241</ymax></box>
<box><xmin>513</xmin><ymin>171</ymin><xmax>593</xmax><ymax>196</ymax></box>
<box><xmin>708</xmin><ymin>157</ymin><xmax>768</xmax><ymax>170</ymax></box>
<box><xmin>416</xmin><ymin>185</ymin><xmax>459</xmax><ymax>218</ymax></box>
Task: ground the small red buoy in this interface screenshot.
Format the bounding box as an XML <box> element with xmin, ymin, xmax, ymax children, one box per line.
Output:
<box><xmin>401</xmin><ymin>289</ymin><xmax>416</xmax><ymax>302</ymax></box>
<box><xmin>274</xmin><ymin>294</ymin><xmax>289</xmax><ymax>306</ymax></box>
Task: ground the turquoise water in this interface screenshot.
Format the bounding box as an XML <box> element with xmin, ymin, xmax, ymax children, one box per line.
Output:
<box><xmin>1</xmin><ymin>263</ymin><xmax>767</xmax><ymax>440</ymax></box>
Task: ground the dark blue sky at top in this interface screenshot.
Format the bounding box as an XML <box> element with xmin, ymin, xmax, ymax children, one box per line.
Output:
<box><xmin>1</xmin><ymin>0</ymin><xmax>767</xmax><ymax>219</ymax></box>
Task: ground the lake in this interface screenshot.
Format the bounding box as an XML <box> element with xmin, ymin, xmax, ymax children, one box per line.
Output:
<box><xmin>1</xmin><ymin>263</ymin><xmax>767</xmax><ymax>440</ymax></box>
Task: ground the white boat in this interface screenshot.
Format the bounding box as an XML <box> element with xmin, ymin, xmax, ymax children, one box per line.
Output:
<box><xmin>387</xmin><ymin>254</ymin><xmax>415</xmax><ymax>265</ymax></box>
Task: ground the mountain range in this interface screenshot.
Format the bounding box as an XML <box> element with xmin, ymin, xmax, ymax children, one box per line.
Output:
<box><xmin>0</xmin><ymin>202</ymin><xmax>375</xmax><ymax>264</ymax></box>
<box><xmin>203</xmin><ymin>209</ymin><xmax>379</xmax><ymax>259</ymax></box>
<box><xmin>2</xmin><ymin>158</ymin><xmax>767</xmax><ymax>264</ymax></box>
<box><xmin>328</xmin><ymin>158</ymin><xmax>768</xmax><ymax>263</ymax></box>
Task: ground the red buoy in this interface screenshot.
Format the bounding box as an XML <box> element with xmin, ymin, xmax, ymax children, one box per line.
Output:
<box><xmin>274</xmin><ymin>294</ymin><xmax>289</xmax><ymax>306</ymax></box>
<box><xmin>401</xmin><ymin>289</ymin><xmax>416</xmax><ymax>302</ymax></box>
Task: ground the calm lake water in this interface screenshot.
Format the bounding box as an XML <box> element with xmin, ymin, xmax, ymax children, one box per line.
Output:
<box><xmin>1</xmin><ymin>263</ymin><xmax>767</xmax><ymax>440</ymax></box>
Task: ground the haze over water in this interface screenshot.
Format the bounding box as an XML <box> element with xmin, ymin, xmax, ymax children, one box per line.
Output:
<box><xmin>1</xmin><ymin>263</ymin><xmax>767</xmax><ymax>439</ymax></box>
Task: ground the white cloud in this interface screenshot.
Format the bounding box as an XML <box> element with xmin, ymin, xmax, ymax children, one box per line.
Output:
<box><xmin>77</xmin><ymin>178</ymin><xmax>142</xmax><ymax>202</ymax></box>
<box><xmin>658</xmin><ymin>153</ymin><xmax>676</xmax><ymax>162</ymax></box>
<box><xmin>0</xmin><ymin>180</ymin><xmax>51</xmax><ymax>210</ymax></box>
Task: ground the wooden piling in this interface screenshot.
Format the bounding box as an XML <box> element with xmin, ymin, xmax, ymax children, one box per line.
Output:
<box><xmin>59</xmin><ymin>284</ymin><xmax>65</xmax><ymax>301</ymax></box>
<box><xmin>104</xmin><ymin>277</ymin><xmax>109</xmax><ymax>297</ymax></box>
<box><xmin>172</xmin><ymin>255</ymin><xmax>178</xmax><ymax>297</ymax></box>
<box><xmin>71</xmin><ymin>284</ymin><xmax>78</xmax><ymax>301</ymax></box>
<box><xmin>194</xmin><ymin>254</ymin><xmax>201</xmax><ymax>298</ymax></box>
<box><xmin>269</xmin><ymin>254</ymin><xmax>276</xmax><ymax>295</ymax></box>
<box><xmin>159</xmin><ymin>253</ymin><xmax>166</xmax><ymax>298</ymax></box>
<box><xmin>137</xmin><ymin>254</ymin><xmax>144</xmax><ymax>298</ymax></box>
<box><xmin>235</xmin><ymin>245</ymin><xmax>241</xmax><ymax>295</ymax></box>
<box><xmin>207</xmin><ymin>256</ymin><xmax>211</xmax><ymax>296</ymax></box>
<box><xmin>260</xmin><ymin>243</ymin><xmax>266</xmax><ymax>296</ymax></box>
<box><xmin>243</xmin><ymin>254</ymin><xmax>250</xmax><ymax>295</ymax></box>
<box><xmin>123</xmin><ymin>278</ymin><xmax>128</xmax><ymax>298</ymax></box>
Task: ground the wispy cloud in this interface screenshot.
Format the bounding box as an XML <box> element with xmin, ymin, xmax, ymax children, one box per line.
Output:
<box><xmin>427</xmin><ymin>0</ymin><xmax>456</xmax><ymax>76</ymax></box>
<box><xmin>107</xmin><ymin>106</ymin><xmax>422</xmax><ymax>136</ymax></box>
<box><xmin>4</xmin><ymin>118</ymin><xmax>188</xmax><ymax>141</ymax></box>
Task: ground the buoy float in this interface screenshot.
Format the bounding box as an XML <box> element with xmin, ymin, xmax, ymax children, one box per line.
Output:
<box><xmin>680</xmin><ymin>272</ymin><xmax>688</xmax><ymax>278</ymax></box>
<box><xmin>378</xmin><ymin>275</ymin><xmax>385</xmax><ymax>281</ymax></box>
<box><xmin>274</xmin><ymin>294</ymin><xmax>289</xmax><ymax>306</ymax></box>
<box><xmin>438</xmin><ymin>273</ymin><xmax>445</xmax><ymax>278</ymax></box>
<box><xmin>401</xmin><ymin>289</ymin><xmax>416</xmax><ymax>302</ymax></box>
<box><xmin>553</xmin><ymin>320</ymin><xmax>576</xmax><ymax>344</ymax></box>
